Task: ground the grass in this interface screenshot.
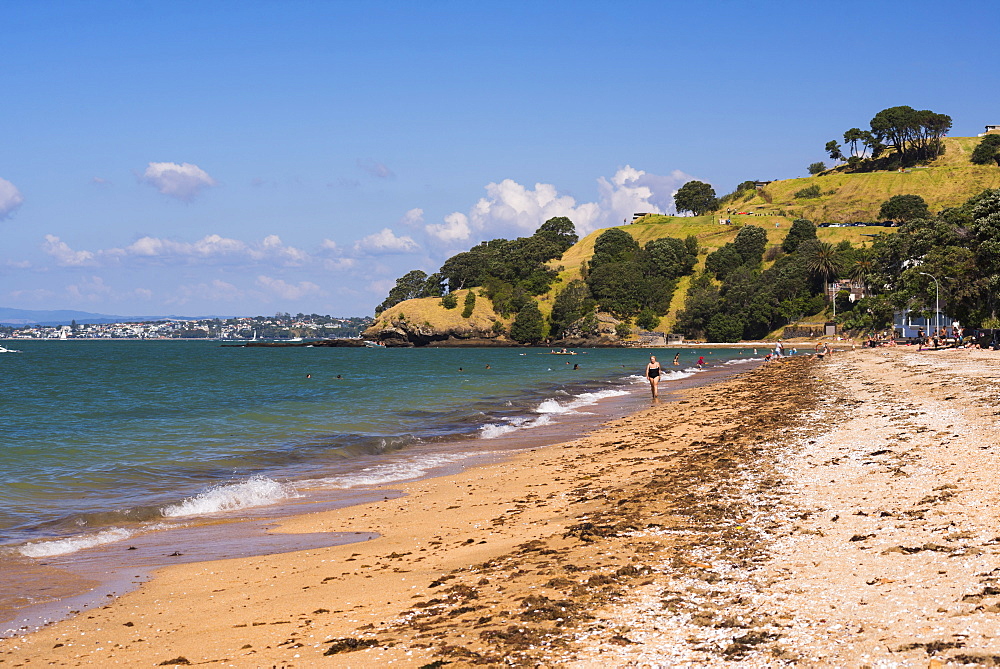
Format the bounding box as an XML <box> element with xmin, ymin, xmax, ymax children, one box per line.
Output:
<box><xmin>736</xmin><ymin>136</ymin><xmax>1000</xmax><ymax>223</ymax></box>
<box><xmin>371</xmin><ymin>289</ymin><xmax>505</xmax><ymax>332</ymax></box>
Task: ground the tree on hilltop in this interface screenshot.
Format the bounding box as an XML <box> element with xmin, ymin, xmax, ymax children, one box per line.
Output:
<box><xmin>674</xmin><ymin>181</ymin><xmax>718</xmax><ymax>216</ymax></box>
<box><xmin>824</xmin><ymin>140</ymin><xmax>844</xmax><ymax>163</ymax></box>
<box><xmin>808</xmin><ymin>161</ymin><xmax>827</xmax><ymax>175</ymax></box>
<box><xmin>870</xmin><ymin>106</ymin><xmax>951</xmax><ymax>163</ymax></box>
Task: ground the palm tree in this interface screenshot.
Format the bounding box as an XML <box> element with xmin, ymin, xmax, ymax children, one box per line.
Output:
<box><xmin>805</xmin><ymin>242</ymin><xmax>842</xmax><ymax>287</ymax></box>
<box><xmin>849</xmin><ymin>258</ymin><xmax>875</xmax><ymax>295</ymax></box>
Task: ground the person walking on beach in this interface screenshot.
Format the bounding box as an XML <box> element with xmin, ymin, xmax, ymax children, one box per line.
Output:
<box><xmin>697</xmin><ymin>356</ymin><xmax>705</xmax><ymax>368</ymax></box>
<box><xmin>645</xmin><ymin>355</ymin><xmax>662</xmax><ymax>398</ymax></box>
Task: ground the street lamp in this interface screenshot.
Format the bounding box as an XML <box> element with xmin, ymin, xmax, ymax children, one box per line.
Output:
<box><xmin>919</xmin><ymin>272</ymin><xmax>940</xmax><ymax>337</ymax></box>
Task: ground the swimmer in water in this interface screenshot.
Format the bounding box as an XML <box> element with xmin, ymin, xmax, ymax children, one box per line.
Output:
<box><xmin>673</xmin><ymin>353</ymin><xmax>680</xmax><ymax>366</ymax></box>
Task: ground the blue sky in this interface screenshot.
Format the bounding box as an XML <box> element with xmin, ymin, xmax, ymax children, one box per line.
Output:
<box><xmin>2</xmin><ymin>0</ymin><xmax>997</xmax><ymax>317</ymax></box>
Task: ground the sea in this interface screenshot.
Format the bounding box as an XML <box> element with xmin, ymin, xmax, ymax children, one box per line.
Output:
<box><xmin>0</xmin><ymin>340</ymin><xmax>764</xmax><ymax>634</ymax></box>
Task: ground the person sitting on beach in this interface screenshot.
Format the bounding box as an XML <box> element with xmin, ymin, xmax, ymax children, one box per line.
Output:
<box><xmin>645</xmin><ymin>355</ymin><xmax>662</xmax><ymax>399</ymax></box>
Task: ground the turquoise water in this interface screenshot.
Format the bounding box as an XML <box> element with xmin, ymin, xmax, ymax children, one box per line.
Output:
<box><xmin>0</xmin><ymin>341</ymin><xmax>758</xmax><ymax>557</ymax></box>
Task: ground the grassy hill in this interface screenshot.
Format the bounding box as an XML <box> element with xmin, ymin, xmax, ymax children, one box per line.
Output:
<box><xmin>375</xmin><ymin>134</ymin><xmax>999</xmax><ymax>342</ymax></box>
<box><xmin>729</xmin><ymin>136</ymin><xmax>1000</xmax><ymax>223</ymax></box>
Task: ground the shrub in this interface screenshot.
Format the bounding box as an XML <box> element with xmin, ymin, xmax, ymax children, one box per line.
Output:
<box><xmin>441</xmin><ymin>293</ymin><xmax>458</xmax><ymax>309</ymax></box>
<box><xmin>461</xmin><ymin>290</ymin><xmax>476</xmax><ymax>318</ymax></box>
<box><xmin>971</xmin><ymin>134</ymin><xmax>1000</xmax><ymax>166</ymax></box>
<box><xmin>510</xmin><ymin>301</ymin><xmax>545</xmax><ymax>343</ymax></box>
<box><xmin>794</xmin><ymin>185</ymin><xmax>822</xmax><ymax>199</ymax></box>
<box><xmin>615</xmin><ymin>321</ymin><xmax>632</xmax><ymax>339</ymax></box>
<box><xmin>807</xmin><ymin>162</ymin><xmax>827</xmax><ymax>175</ymax></box>
<box><xmin>636</xmin><ymin>308</ymin><xmax>660</xmax><ymax>331</ymax></box>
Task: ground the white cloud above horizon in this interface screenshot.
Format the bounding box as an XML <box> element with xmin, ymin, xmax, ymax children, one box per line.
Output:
<box><xmin>353</xmin><ymin>228</ymin><xmax>419</xmax><ymax>254</ymax></box>
<box><xmin>424</xmin><ymin>166</ymin><xmax>696</xmax><ymax>245</ymax></box>
<box><xmin>141</xmin><ymin>162</ymin><xmax>218</xmax><ymax>202</ymax></box>
<box><xmin>0</xmin><ymin>178</ymin><xmax>25</xmax><ymax>220</ymax></box>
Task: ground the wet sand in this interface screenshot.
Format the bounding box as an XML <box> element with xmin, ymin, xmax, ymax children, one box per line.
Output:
<box><xmin>2</xmin><ymin>348</ymin><xmax>999</xmax><ymax>667</ymax></box>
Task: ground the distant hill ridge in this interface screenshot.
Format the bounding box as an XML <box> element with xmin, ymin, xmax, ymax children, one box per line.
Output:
<box><xmin>0</xmin><ymin>307</ymin><xmax>227</xmax><ymax>326</ymax></box>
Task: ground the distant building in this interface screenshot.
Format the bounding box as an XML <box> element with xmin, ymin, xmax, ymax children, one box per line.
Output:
<box><xmin>631</xmin><ymin>212</ymin><xmax>655</xmax><ymax>222</ymax></box>
<box><xmin>753</xmin><ymin>180</ymin><xmax>773</xmax><ymax>190</ymax></box>
<box><xmin>981</xmin><ymin>125</ymin><xmax>1000</xmax><ymax>136</ymax></box>
<box><xmin>893</xmin><ymin>308</ymin><xmax>957</xmax><ymax>339</ymax></box>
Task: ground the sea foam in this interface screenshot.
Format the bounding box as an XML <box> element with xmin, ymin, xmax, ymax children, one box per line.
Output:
<box><xmin>313</xmin><ymin>452</ymin><xmax>471</xmax><ymax>488</ymax></box>
<box><xmin>19</xmin><ymin>527</ymin><xmax>133</xmax><ymax>558</ymax></box>
<box><xmin>161</xmin><ymin>475</ymin><xmax>297</xmax><ymax>518</ymax></box>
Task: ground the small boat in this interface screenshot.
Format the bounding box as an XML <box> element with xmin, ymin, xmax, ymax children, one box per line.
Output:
<box><xmin>364</xmin><ymin>340</ymin><xmax>384</xmax><ymax>348</ymax></box>
<box><xmin>0</xmin><ymin>344</ymin><xmax>22</xmax><ymax>353</ymax></box>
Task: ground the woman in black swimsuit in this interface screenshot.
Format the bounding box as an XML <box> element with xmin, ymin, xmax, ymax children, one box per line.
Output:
<box><xmin>645</xmin><ymin>355</ymin><xmax>662</xmax><ymax>398</ymax></box>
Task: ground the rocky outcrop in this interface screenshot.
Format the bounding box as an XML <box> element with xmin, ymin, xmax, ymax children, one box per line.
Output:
<box><xmin>363</xmin><ymin>290</ymin><xmax>512</xmax><ymax>347</ymax></box>
<box><xmin>363</xmin><ymin>318</ymin><xmax>507</xmax><ymax>347</ymax></box>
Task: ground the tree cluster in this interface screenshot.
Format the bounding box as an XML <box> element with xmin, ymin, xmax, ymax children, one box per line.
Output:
<box><xmin>864</xmin><ymin>188</ymin><xmax>1000</xmax><ymax>328</ymax></box>
<box><xmin>971</xmin><ymin>134</ymin><xmax>1000</xmax><ymax>167</ymax></box>
<box><xmin>676</xmin><ymin>222</ymin><xmax>851</xmax><ymax>342</ymax></box>
<box><xmin>825</xmin><ymin>106</ymin><xmax>952</xmax><ymax>171</ymax></box>
<box><xmin>377</xmin><ymin>216</ymin><xmax>579</xmax><ymax>318</ymax></box>
<box><xmin>583</xmin><ymin>229</ymin><xmax>698</xmax><ymax>326</ymax></box>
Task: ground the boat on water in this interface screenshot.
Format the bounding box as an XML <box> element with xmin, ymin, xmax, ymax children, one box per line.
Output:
<box><xmin>0</xmin><ymin>344</ymin><xmax>22</xmax><ymax>353</ymax></box>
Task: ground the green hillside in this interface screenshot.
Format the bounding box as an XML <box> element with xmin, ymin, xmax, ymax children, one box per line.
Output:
<box><xmin>372</xmin><ymin>132</ymin><xmax>1000</xmax><ymax>343</ymax></box>
<box><xmin>729</xmin><ymin>136</ymin><xmax>1000</xmax><ymax>223</ymax></box>
<box><xmin>538</xmin><ymin>214</ymin><xmax>885</xmax><ymax>330</ymax></box>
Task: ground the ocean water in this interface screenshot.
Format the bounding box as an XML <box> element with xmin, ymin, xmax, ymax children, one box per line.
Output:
<box><xmin>0</xmin><ymin>341</ymin><xmax>762</xmax><ymax>561</ymax></box>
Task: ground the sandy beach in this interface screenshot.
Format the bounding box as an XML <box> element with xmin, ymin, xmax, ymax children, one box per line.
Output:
<box><xmin>3</xmin><ymin>346</ymin><xmax>1000</xmax><ymax>667</ymax></box>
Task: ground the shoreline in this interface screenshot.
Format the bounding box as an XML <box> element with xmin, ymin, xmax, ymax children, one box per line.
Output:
<box><xmin>12</xmin><ymin>348</ymin><xmax>992</xmax><ymax>666</ymax></box>
<box><xmin>0</xmin><ymin>357</ymin><xmax>758</xmax><ymax>643</ymax></box>
<box><xmin>0</xmin><ymin>360</ymin><xmax>778</xmax><ymax>665</ymax></box>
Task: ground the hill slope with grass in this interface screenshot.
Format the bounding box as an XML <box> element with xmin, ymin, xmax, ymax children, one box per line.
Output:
<box><xmin>728</xmin><ymin>136</ymin><xmax>1000</xmax><ymax>223</ymax></box>
<box><xmin>368</xmin><ymin>134</ymin><xmax>1000</xmax><ymax>344</ymax></box>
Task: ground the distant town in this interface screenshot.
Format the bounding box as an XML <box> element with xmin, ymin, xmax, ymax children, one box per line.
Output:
<box><xmin>0</xmin><ymin>314</ymin><xmax>374</xmax><ymax>340</ymax></box>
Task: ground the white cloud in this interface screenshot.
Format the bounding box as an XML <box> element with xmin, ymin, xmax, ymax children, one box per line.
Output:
<box><xmin>42</xmin><ymin>235</ymin><xmax>97</xmax><ymax>266</ymax></box>
<box><xmin>255</xmin><ymin>275</ymin><xmax>322</xmax><ymax>300</ymax></box>
<box><xmin>426</xmin><ymin>212</ymin><xmax>472</xmax><ymax>243</ymax></box>
<box><xmin>141</xmin><ymin>162</ymin><xmax>217</xmax><ymax>202</ymax></box>
<box><xmin>3</xmin><ymin>259</ymin><xmax>31</xmax><ymax>269</ymax></box>
<box><xmin>91</xmin><ymin>177</ymin><xmax>112</xmax><ymax>187</ymax></box>
<box><xmin>595</xmin><ymin>166</ymin><xmax>694</xmax><ymax>225</ymax></box>
<box><xmin>100</xmin><ymin>234</ymin><xmax>308</xmax><ymax>266</ymax></box>
<box><xmin>426</xmin><ymin>166</ymin><xmax>696</xmax><ymax>244</ymax></box>
<box><xmin>400</xmin><ymin>208</ymin><xmax>424</xmax><ymax>226</ymax></box>
<box><xmin>0</xmin><ymin>178</ymin><xmax>25</xmax><ymax>220</ymax></box>
<box><xmin>357</xmin><ymin>159</ymin><xmax>395</xmax><ymax>179</ymax></box>
<box><xmin>353</xmin><ymin>227</ymin><xmax>419</xmax><ymax>254</ymax></box>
